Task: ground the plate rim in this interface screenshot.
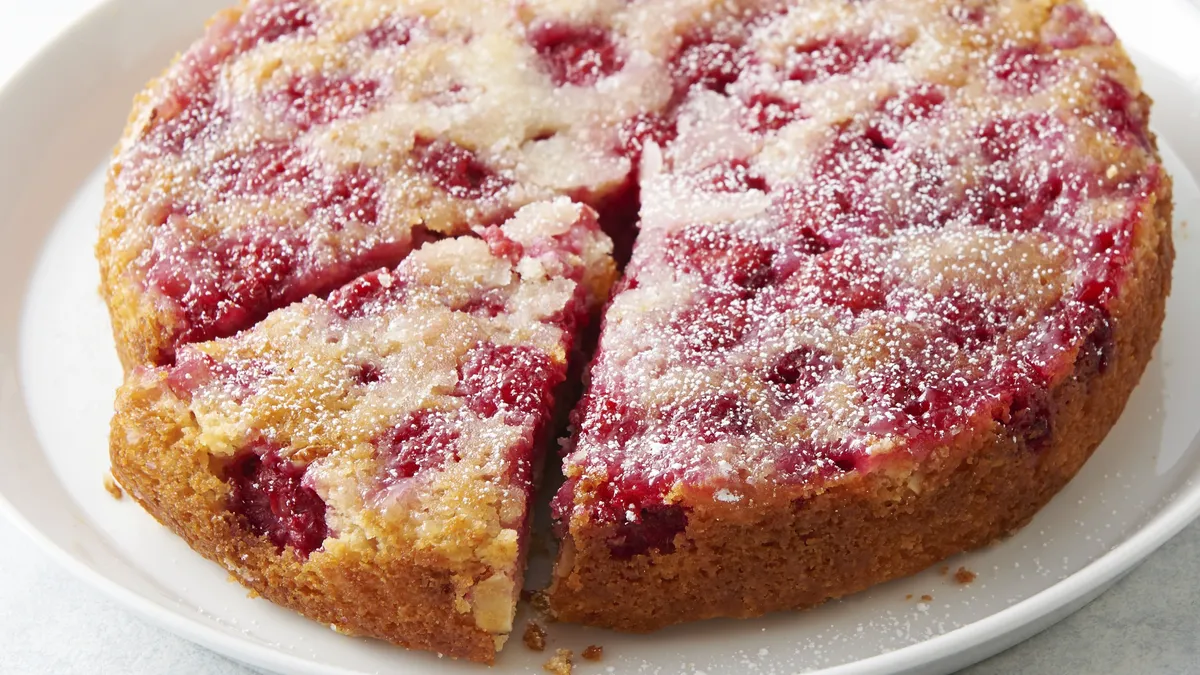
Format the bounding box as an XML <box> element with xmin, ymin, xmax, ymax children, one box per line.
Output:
<box><xmin>2</xmin><ymin>1</ymin><xmax>1200</xmax><ymax>674</ymax></box>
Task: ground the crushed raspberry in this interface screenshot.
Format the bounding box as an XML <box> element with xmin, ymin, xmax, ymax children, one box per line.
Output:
<box><xmin>353</xmin><ymin>362</ymin><xmax>382</xmax><ymax>385</ymax></box>
<box><xmin>663</xmin><ymin>227</ymin><xmax>775</xmax><ymax>291</ymax></box>
<box><xmin>768</xmin><ymin>127</ymin><xmax>894</xmax><ymax>242</ymax></box>
<box><xmin>363</xmin><ymin>17</ymin><xmax>413</xmax><ymax>49</ymax></box>
<box><xmin>799</xmin><ymin>248</ymin><xmax>887</xmax><ymax>312</ymax></box>
<box><xmin>861</xmin><ymin>357</ymin><xmax>970</xmax><ymax>440</ymax></box>
<box><xmin>774</xmin><ymin>439</ymin><xmax>862</xmax><ymax>481</ymax></box>
<box><xmin>593</xmin><ymin>177</ymin><xmax>641</xmax><ymax>266</ymax></box>
<box><xmin>310</xmin><ymin>166</ymin><xmax>381</xmax><ymax>227</ymax></box>
<box><xmin>766</xmin><ymin>346</ymin><xmax>838</xmax><ymax>399</ymax></box>
<box><xmin>226</xmin><ymin>444</ymin><xmax>329</xmax><ymax>557</ymax></box>
<box><xmin>147</xmin><ymin>229</ymin><xmax>302</xmax><ymax>349</ymax></box>
<box><xmin>1093</xmin><ymin>77</ymin><xmax>1150</xmax><ymax>149</ymax></box>
<box><xmin>1042</xmin><ymin>3</ymin><xmax>1116</xmax><ymax>49</ymax></box>
<box><xmin>779</xmin><ymin>222</ymin><xmax>833</xmax><ymax>259</ymax></box>
<box><xmin>457</xmin><ymin>289</ymin><xmax>510</xmax><ymax>318</ymax></box>
<box><xmin>609</xmin><ymin>504</ymin><xmax>688</xmax><ymax>560</ymax></box>
<box><xmin>671</xmin><ymin>290</ymin><xmax>753</xmax><ymax>354</ymax></box>
<box><xmin>1003</xmin><ymin>386</ymin><xmax>1053</xmax><ymax>451</ymax></box>
<box><xmin>670</xmin><ymin>35</ymin><xmax>747</xmax><ymax>95</ymax></box>
<box><xmin>145</xmin><ymin>77</ymin><xmax>224</xmax><ymax>155</ymax></box>
<box><xmin>480</xmin><ymin>225</ymin><xmax>525</xmax><ymax>263</ymax></box>
<box><xmin>865</xmin><ymin>85</ymin><xmax>946</xmax><ymax>149</ymax></box>
<box><xmin>977</xmin><ymin>114</ymin><xmax>1062</xmax><ymax>163</ymax></box>
<box><xmin>567</xmin><ymin>472</ymin><xmax>688</xmax><ymax>559</ymax></box>
<box><xmin>1076</xmin><ymin>256</ymin><xmax>1122</xmax><ymax>307</ymax></box>
<box><xmin>277</xmin><ymin>76</ymin><xmax>380</xmax><ymax>132</ymax></box>
<box><xmin>458</xmin><ymin>343</ymin><xmax>556</xmax><ymax>420</ymax></box>
<box><xmin>413</xmin><ymin>138</ymin><xmax>511</xmax><ymax>200</ymax></box>
<box><xmin>672</xmin><ymin>393</ymin><xmax>752</xmax><ymax>443</ymax></box>
<box><xmin>616</xmin><ymin>112</ymin><xmax>677</xmax><ymax>162</ymax></box>
<box><xmin>1026</xmin><ymin>301</ymin><xmax>1115</xmax><ymax>382</ymax></box>
<box><xmin>990</xmin><ymin>46</ymin><xmax>1059</xmax><ymax>94</ymax></box>
<box><xmin>820</xmin><ymin>124</ymin><xmax>890</xmax><ymax>175</ymax></box>
<box><xmin>576</xmin><ymin>391</ymin><xmax>643</xmax><ymax>450</ymax></box>
<box><xmin>743</xmin><ymin>92</ymin><xmax>804</xmax><ymax>134</ymax></box>
<box><xmin>935</xmin><ymin>293</ymin><xmax>1008</xmax><ymax>348</ymax></box>
<box><xmin>203</xmin><ymin>141</ymin><xmax>311</xmax><ymax>198</ymax></box>
<box><xmin>375</xmin><ymin>410</ymin><xmax>461</xmax><ymax>482</ymax></box>
<box><xmin>970</xmin><ymin>167</ymin><xmax>1068</xmax><ymax>233</ymax></box>
<box><xmin>139</xmin><ymin>1</ymin><xmax>314</xmax><ymax>155</ymax></box>
<box><xmin>166</xmin><ymin>350</ymin><xmax>274</xmax><ymax>402</ymax></box>
<box><xmin>236</xmin><ymin>1</ymin><xmax>316</xmax><ymax>51</ymax></box>
<box><xmin>695</xmin><ymin>160</ymin><xmax>768</xmax><ymax>193</ymax></box>
<box><xmin>786</xmin><ymin>37</ymin><xmax>901</xmax><ymax>84</ymax></box>
<box><xmin>527</xmin><ymin>22</ymin><xmax>623</xmax><ymax>87</ymax></box>
<box><xmin>328</xmin><ymin>269</ymin><xmax>409</xmax><ymax>320</ymax></box>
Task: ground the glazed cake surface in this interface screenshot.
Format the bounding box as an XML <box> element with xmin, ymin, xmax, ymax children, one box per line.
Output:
<box><xmin>549</xmin><ymin>0</ymin><xmax>1173</xmax><ymax>629</ymax></box>
<box><xmin>110</xmin><ymin>201</ymin><xmax>614</xmax><ymax>661</ymax></box>
<box><xmin>98</xmin><ymin>0</ymin><xmax>1174</xmax><ymax>661</ymax></box>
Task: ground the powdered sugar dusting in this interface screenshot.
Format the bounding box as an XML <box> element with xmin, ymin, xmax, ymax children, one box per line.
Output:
<box><xmin>104</xmin><ymin>0</ymin><xmax>673</xmax><ymax>365</ymax></box>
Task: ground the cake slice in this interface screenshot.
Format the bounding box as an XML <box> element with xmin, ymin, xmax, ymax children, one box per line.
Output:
<box><xmin>549</xmin><ymin>0</ymin><xmax>1173</xmax><ymax>630</ymax></box>
<box><xmin>110</xmin><ymin>200</ymin><xmax>614</xmax><ymax>662</ymax></box>
<box><xmin>98</xmin><ymin>0</ymin><xmax>676</xmax><ymax>369</ymax></box>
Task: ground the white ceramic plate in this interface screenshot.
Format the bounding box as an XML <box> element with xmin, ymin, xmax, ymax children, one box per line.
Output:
<box><xmin>3</xmin><ymin>1</ymin><xmax>1200</xmax><ymax>673</ymax></box>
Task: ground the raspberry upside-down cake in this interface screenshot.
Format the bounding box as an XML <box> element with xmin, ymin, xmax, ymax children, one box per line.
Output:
<box><xmin>110</xmin><ymin>201</ymin><xmax>614</xmax><ymax>661</ymax></box>
<box><xmin>99</xmin><ymin>0</ymin><xmax>1172</xmax><ymax>663</ymax></box>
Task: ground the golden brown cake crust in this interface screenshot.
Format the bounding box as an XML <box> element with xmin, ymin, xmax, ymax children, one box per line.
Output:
<box><xmin>110</xmin><ymin>371</ymin><xmax>501</xmax><ymax>663</ymax></box>
<box><xmin>96</xmin><ymin>5</ymin><xmax>246</xmax><ymax>372</ymax></box>
<box><xmin>549</xmin><ymin>169</ymin><xmax>1173</xmax><ymax>631</ymax></box>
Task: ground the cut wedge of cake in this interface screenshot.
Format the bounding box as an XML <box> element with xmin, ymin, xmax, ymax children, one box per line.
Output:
<box><xmin>110</xmin><ymin>201</ymin><xmax>614</xmax><ymax>661</ymax></box>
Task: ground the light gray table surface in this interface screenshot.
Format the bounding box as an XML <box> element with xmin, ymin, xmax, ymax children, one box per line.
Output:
<box><xmin>2</xmin><ymin>513</ymin><xmax>1199</xmax><ymax>674</ymax></box>
<box><xmin>2</xmin><ymin>2</ymin><xmax>1199</xmax><ymax>674</ymax></box>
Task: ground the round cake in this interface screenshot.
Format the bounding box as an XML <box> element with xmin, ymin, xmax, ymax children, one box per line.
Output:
<box><xmin>100</xmin><ymin>0</ymin><xmax>1173</xmax><ymax>663</ymax></box>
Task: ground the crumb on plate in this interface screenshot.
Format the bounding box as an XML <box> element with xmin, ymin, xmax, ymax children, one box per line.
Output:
<box><xmin>543</xmin><ymin>648</ymin><xmax>572</xmax><ymax>674</ymax></box>
<box><xmin>103</xmin><ymin>473</ymin><xmax>123</xmax><ymax>500</ymax></box>
<box><xmin>524</xmin><ymin>620</ymin><xmax>547</xmax><ymax>652</ymax></box>
<box><xmin>954</xmin><ymin>566</ymin><xmax>977</xmax><ymax>585</ymax></box>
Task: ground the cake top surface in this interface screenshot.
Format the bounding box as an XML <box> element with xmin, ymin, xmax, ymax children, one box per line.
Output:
<box><xmin>104</xmin><ymin>0</ymin><xmax>684</xmax><ymax>362</ymax></box>
<box><xmin>555</xmin><ymin>0</ymin><xmax>1165</xmax><ymax>544</ymax></box>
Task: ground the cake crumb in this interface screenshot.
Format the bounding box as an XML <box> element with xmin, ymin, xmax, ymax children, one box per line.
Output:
<box><xmin>103</xmin><ymin>473</ymin><xmax>123</xmax><ymax>500</ymax></box>
<box><xmin>921</xmin><ymin>594</ymin><xmax>933</xmax><ymax>602</ymax></box>
<box><xmin>543</xmin><ymin>648</ymin><xmax>572</xmax><ymax>674</ymax></box>
<box><xmin>954</xmin><ymin>566</ymin><xmax>977</xmax><ymax>585</ymax></box>
<box><xmin>939</xmin><ymin>565</ymin><xmax>950</xmax><ymax>575</ymax></box>
<box><xmin>525</xmin><ymin>589</ymin><xmax>552</xmax><ymax>616</ymax></box>
<box><xmin>905</xmin><ymin>594</ymin><xmax>913</xmax><ymax>600</ymax></box>
<box><xmin>523</xmin><ymin>620</ymin><xmax>547</xmax><ymax>652</ymax></box>
<box><xmin>582</xmin><ymin>645</ymin><xmax>603</xmax><ymax>661</ymax></box>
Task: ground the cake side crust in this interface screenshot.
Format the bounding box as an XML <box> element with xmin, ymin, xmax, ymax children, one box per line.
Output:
<box><xmin>110</xmin><ymin>370</ymin><xmax>504</xmax><ymax>663</ymax></box>
<box><xmin>549</xmin><ymin>171</ymin><xmax>1173</xmax><ymax>631</ymax></box>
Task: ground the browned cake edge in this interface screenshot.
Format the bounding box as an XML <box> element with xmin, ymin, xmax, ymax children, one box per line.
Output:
<box><xmin>548</xmin><ymin>131</ymin><xmax>1174</xmax><ymax>633</ymax></box>
<box><xmin>109</xmin><ymin>370</ymin><xmax>504</xmax><ymax>664</ymax></box>
<box><xmin>97</xmin><ymin>5</ymin><xmax>248</xmax><ymax>372</ymax></box>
